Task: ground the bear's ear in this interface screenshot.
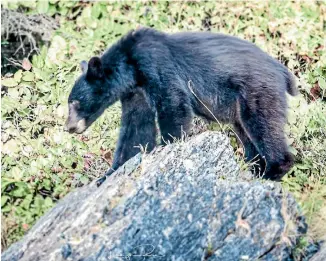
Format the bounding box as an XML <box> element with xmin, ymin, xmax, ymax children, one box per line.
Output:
<box><xmin>86</xmin><ymin>57</ymin><xmax>104</xmax><ymax>79</ymax></box>
<box><xmin>80</xmin><ymin>60</ymin><xmax>88</xmax><ymax>73</ymax></box>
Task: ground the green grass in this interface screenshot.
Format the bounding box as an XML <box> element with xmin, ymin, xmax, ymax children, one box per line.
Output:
<box><xmin>1</xmin><ymin>0</ymin><xmax>325</xmax><ymax>250</ymax></box>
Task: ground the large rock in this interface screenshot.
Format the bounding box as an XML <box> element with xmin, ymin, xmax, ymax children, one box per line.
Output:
<box><xmin>310</xmin><ymin>242</ymin><xmax>326</xmax><ymax>261</ymax></box>
<box><xmin>2</xmin><ymin>131</ymin><xmax>307</xmax><ymax>261</ymax></box>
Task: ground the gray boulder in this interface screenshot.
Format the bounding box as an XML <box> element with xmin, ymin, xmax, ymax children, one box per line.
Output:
<box><xmin>2</xmin><ymin>131</ymin><xmax>307</xmax><ymax>261</ymax></box>
<box><xmin>310</xmin><ymin>242</ymin><xmax>326</xmax><ymax>261</ymax></box>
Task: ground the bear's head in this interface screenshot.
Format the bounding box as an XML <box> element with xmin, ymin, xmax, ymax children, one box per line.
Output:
<box><xmin>65</xmin><ymin>57</ymin><xmax>117</xmax><ymax>134</ymax></box>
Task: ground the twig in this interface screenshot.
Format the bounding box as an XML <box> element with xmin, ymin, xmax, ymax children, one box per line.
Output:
<box><xmin>1</xmin><ymin>8</ymin><xmax>58</xmax><ymax>58</ymax></box>
<box><xmin>5</xmin><ymin>58</ymin><xmax>23</xmax><ymax>68</ymax></box>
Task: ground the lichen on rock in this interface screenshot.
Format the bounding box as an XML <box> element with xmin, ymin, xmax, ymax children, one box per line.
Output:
<box><xmin>1</xmin><ymin>131</ymin><xmax>307</xmax><ymax>261</ymax></box>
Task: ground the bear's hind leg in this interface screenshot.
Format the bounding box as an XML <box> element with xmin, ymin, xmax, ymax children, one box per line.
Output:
<box><xmin>233</xmin><ymin>122</ymin><xmax>266</xmax><ymax>176</ymax></box>
<box><xmin>237</xmin><ymin>96</ymin><xmax>294</xmax><ymax>181</ymax></box>
<box><xmin>157</xmin><ymin>90</ymin><xmax>193</xmax><ymax>144</ymax></box>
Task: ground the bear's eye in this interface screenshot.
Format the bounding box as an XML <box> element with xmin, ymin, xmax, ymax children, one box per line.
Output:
<box><xmin>69</xmin><ymin>100</ymin><xmax>81</xmax><ymax>110</ymax></box>
<box><xmin>104</xmin><ymin>68</ymin><xmax>113</xmax><ymax>76</ymax></box>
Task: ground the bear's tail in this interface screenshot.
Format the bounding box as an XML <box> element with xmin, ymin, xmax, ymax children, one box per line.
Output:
<box><xmin>285</xmin><ymin>71</ymin><xmax>298</xmax><ymax>96</ymax></box>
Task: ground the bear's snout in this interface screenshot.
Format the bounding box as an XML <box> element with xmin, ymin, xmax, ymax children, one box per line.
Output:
<box><xmin>64</xmin><ymin>122</ymin><xmax>77</xmax><ymax>134</ymax></box>
<box><xmin>65</xmin><ymin>100</ymin><xmax>87</xmax><ymax>134</ymax></box>
<box><xmin>64</xmin><ymin>118</ymin><xmax>75</xmax><ymax>133</ymax></box>
<box><xmin>65</xmin><ymin>118</ymin><xmax>87</xmax><ymax>134</ymax></box>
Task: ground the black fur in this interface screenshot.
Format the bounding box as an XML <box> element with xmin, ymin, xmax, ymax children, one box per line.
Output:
<box><xmin>67</xmin><ymin>27</ymin><xmax>297</xmax><ymax>185</ymax></box>
<box><xmin>96</xmin><ymin>88</ymin><xmax>157</xmax><ymax>186</ymax></box>
<box><xmin>111</xmin><ymin>88</ymin><xmax>156</xmax><ymax>173</ymax></box>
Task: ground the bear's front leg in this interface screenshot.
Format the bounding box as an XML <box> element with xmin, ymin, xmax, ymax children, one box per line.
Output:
<box><xmin>96</xmin><ymin>162</ymin><xmax>118</xmax><ymax>187</ymax></box>
<box><xmin>96</xmin><ymin>88</ymin><xmax>157</xmax><ymax>187</ymax></box>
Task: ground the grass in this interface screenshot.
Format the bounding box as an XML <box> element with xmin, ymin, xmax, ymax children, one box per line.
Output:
<box><xmin>1</xmin><ymin>0</ymin><xmax>325</xmax><ymax>251</ymax></box>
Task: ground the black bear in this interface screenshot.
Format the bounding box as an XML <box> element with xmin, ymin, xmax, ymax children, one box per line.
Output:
<box><xmin>65</xmin><ymin>27</ymin><xmax>297</xmax><ymax>186</ymax></box>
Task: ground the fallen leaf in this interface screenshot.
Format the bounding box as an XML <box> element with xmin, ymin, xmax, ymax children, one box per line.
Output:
<box><xmin>22</xmin><ymin>223</ymin><xmax>29</xmax><ymax>231</ymax></box>
<box><xmin>310</xmin><ymin>83</ymin><xmax>321</xmax><ymax>100</ymax></box>
<box><xmin>102</xmin><ymin>150</ymin><xmax>113</xmax><ymax>164</ymax></box>
<box><xmin>22</xmin><ymin>58</ymin><xmax>32</xmax><ymax>71</ymax></box>
<box><xmin>79</xmin><ymin>136</ymin><xmax>89</xmax><ymax>142</ymax></box>
<box><xmin>83</xmin><ymin>158</ymin><xmax>92</xmax><ymax>171</ymax></box>
<box><xmin>51</xmin><ymin>167</ymin><xmax>63</xmax><ymax>173</ymax></box>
